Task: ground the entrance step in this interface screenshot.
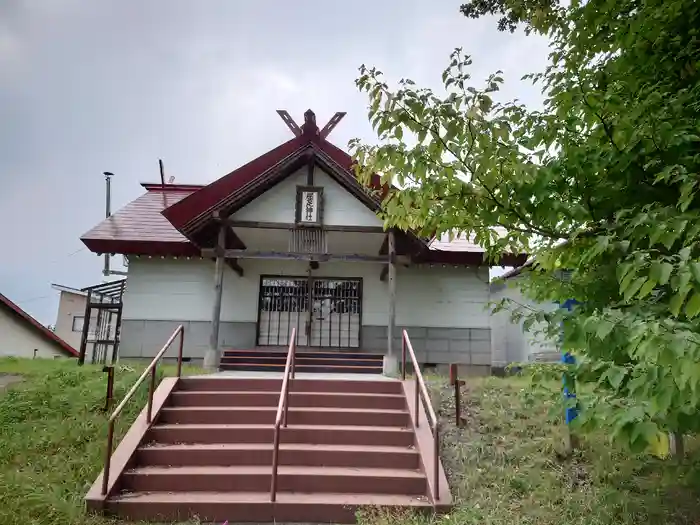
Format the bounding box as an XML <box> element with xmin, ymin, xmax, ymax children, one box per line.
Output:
<box><xmin>136</xmin><ymin>443</ymin><xmax>420</xmax><ymax>469</ymax></box>
<box><xmin>169</xmin><ymin>390</ymin><xmax>407</xmax><ymax>409</ymax></box>
<box><xmin>122</xmin><ymin>465</ymin><xmax>427</xmax><ymax>494</ymax></box>
<box><xmin>158</xmin><ymin>406</ymin><xmax>411</xmax><ymax>426</ymax></box>
<box><xmin>219</xmin><ymin>349</ymin><xmax>383</xmax><ymax>374</ymax></box>
<box><xmin>147</xmin><ymin>424</ymin><xmax>416</xmax><ymax>447</ymax></box>
<box><xmin>177</xmin><ymin>377</ymin><xmax>402</xmax><ymax>394</ymax></box>
<box><xmin>107</xmin><ymin>491</ymin><xmax>433</xmax><ymax>523</ymax></box>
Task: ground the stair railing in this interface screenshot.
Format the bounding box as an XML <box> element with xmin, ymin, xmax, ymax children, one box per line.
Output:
<box><xmin>101</xmin><ymin>325</ymin><xmax>185</xmax><ymax>495</ymax></box>
<box><xmin>401</xmin><ymin>329</ymin><xmax>440</xmax><ymax>501</ymax></box>
<box><xmin>270</xmin><ymin>327</ymin><xmax>297</xmax><ymax>503</ymax></box>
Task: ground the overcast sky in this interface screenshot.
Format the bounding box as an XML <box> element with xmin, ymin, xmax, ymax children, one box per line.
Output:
<box><xmin>0</xmin><ymin>0</ymin><xmax>549</xmax><ymax>325</ymax></box>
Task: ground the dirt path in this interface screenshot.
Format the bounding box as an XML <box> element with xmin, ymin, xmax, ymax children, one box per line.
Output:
<box><xmin>0</xmin><ymin>374</ymin><xmax>22</xmax><ymax>391</ymax></box>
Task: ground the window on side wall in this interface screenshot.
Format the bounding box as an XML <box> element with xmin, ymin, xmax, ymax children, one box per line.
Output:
<box><xmin>72</xmin><ymin>316</ymin><xmax>85</xmax><ymax>332</ymax></box>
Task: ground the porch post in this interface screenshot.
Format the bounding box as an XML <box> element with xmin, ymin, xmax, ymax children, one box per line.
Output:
<box><xmin>384</xmin><ymin>229</ymin><xmax>398</xmax><ymax>375</ymax></box>
<box><xmin>204</xmin><ymin>223</ymin><xmax>227</xmax><ymax>370</ymax></box>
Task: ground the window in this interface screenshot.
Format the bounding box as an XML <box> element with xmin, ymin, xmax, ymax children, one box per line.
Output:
<box><xmin>72</xmin><ymin>316</ymin><xmax>85</xmax><ymax>332</ymax></box>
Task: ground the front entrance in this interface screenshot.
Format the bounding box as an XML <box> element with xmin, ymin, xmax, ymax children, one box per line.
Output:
<box><xmin>257</xmin><ymin>276</ymin><xmax>362</xmax><ymax>348</ymax></box>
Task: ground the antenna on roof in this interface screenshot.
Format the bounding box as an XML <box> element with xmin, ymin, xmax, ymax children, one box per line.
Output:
<box><xmin>103</xmin><ymin>172</ymin><xmax>114</xmax><ymax>277</ymax></box>
<box><xmin>159</xmin><ymin>159</ymin><xmax>165</xmax><ymax>187</ymax></box>
<box><xmin>276</xmin><ymin>110</ymin><xmax>302</xmax><ymax>137</ymax></box>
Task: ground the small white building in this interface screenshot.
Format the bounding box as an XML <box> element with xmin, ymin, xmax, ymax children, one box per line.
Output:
<box><xmin>490</xmin><ymin>265</ymin><xmax>560</xmax><ymax>367</ymax></box>
<box><xmin>80</xmin><ymin>110</ymin><xmax>525</xmax><ymax>371</ymax></box>
<box><xmin>0</xmin><ymin>292</ymin><xmax>78</xmax><ymax>359</ymax></box>
<box><xmin>51</xmin><ymin>283</ymin><xmax>122</xmax><ymax>364</ymax></box>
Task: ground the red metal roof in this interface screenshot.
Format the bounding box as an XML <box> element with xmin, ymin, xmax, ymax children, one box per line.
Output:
<box><xmin>80</xmin><ymin>111</ymin><xmax>525</xmax><ymax>265</ymax></box>
<box><xmin>0</xmin><ymin>293</ymin><xmax>79</xmax><ymax>357</ymax></box>
<box><xmin>162</xmin><ymin>119</ymin><xmax>386</xmax><ymax>235</ymax></box>
<box><xmin>81</xmin><ymin>187</ymin><xmax>200</xmax><ymax>256</ymax></box>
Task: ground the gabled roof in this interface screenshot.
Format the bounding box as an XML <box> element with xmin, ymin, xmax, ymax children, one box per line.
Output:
<box><xmin>79</xmin><ymin>109</ymin><xmax>526</xmax><ymax>266</ymax></box>
<box><xmin>162</xmin><ymin>112</ymin><xmax>387</xmax><ymax>239</ymax></box>
<box><xmin>0</xmin><ymin>293</ymin><xmax>79</xmax><ymax>357</ymax></box>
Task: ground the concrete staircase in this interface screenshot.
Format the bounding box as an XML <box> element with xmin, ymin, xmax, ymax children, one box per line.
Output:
<box><xmin>87</xmin><ymin>376</ymin><xmax>450</xmax><ymax>523</ymax></box>
<box><xmin>220</xmin><ymin>349</ymin><xmax>384</xmax><ymax>374</ymax></box>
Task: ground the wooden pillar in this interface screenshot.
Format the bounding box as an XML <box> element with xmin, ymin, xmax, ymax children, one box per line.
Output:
<box><xmin>385</xmin><ymin>229</ymin><xmax>398</xmax><ymax>375</ymax></box>
<box><xmin>204</xmin><ymin>224</ymin><xmax>227</xmax><ymax>370</ymax></box>
<box><xmin>78</xmin><ymin>290</ymin><xmax>92</xmax><ymax>366</ymax></box>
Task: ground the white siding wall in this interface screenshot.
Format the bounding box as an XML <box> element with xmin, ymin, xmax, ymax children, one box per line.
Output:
<box><xmin>231</xmin><ymin>167</ymin><xmax>383</xmax><ymax>228</ymax></box>
<box><xmin>0</xmin><ymin>309</ymin><xmax>65</xmax><ymax>358</ymax></box>
<box><xmin>490</xmin><ymin>278</ymin><xmax>559</xmax><ymax>366</ymax></box>
<box><xmin>122</xmin><ymin>258</ymin><xmax>490</xmax><ymax>329</ymax></box>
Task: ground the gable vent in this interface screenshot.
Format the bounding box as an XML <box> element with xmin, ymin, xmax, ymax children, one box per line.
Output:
<box><xmin>289</xmin><ymin>228</ymin><xmax>327</xmax><ymax>253</ymax></box>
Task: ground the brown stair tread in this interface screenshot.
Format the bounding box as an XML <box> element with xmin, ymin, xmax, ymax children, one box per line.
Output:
<box><xmin>140</xmin><ymin>443</ymin><xmax>416</xmax><ymax>453</ymax></box>
<box><xmin>161</xmin><ymin>406</ymin><xmax>408</xmax><ymax>414</ymax></box>
<box><xmin>172</xmin><ymin>390</ymin><xmax>404</xmax><ymax>398</ymax></box>
<box><xmin>219</xmin><ymin>362</ymin><xmax>381</xmax><ymax>368</ymax></box>
<box><xmin>222</xmin><ymin>355</ymin><xmax>382</xmax><ymax>361</ymax></box>
<box><xmin>126</xmin><ymin>465</ymin><xmax>425</xmax><ymax>478</ymax></box>
<box><xmin>151</xmin><ymin>423</ymin><xmax>412</xmax><ymax>431</ymax></box>
<box><xmin>112</xmin><ymin>490</ymin><xmax>432</xmax><ymax>506</ymax></box>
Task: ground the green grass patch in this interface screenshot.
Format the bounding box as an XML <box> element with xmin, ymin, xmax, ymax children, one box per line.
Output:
<box><xmin>0</xmin><ymin>357</ymin><xmax>201</xmax><ymax>525</ymax></box>
<box><xmin>360</xmin><ymin>375</ymin><xmax>700</xmax><ymax>525</ymax></box>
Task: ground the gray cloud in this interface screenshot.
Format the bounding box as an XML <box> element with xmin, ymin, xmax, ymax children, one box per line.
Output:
<box><xmin>0</xmin><ymin>0</ymin><xmax>549</xmax><ymax>324</ymax></box>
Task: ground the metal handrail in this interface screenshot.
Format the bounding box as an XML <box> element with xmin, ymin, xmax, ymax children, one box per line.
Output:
<box><xmin>101</xmin><ymin>325</ymin><xmax>185</xmax><ymax>495</ymax></box>
<box><xmin>401</xmin><ymin>329</ymin><xmax>440</xmax><ymax>501</ymax></box>
<box><xmin>270</xmin><ymin>327</ymin><xmax>297</xmax><ymax>502</ymax></box>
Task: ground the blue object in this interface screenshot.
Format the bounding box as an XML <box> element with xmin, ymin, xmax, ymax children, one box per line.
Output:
<box><xmin>560</xmin><ymin>299</ymin><xmax>579</xmax><ymax>424</ymax></box>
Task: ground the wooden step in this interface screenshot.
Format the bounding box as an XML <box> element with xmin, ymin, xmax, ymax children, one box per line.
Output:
<box><xmin>107</xmin><ymin>491</ymin><xmax>434</xmax><ymax>523</ymax></box>
<box><xmin>136</xmin><ymin>443</ymin><xmax>420</xmax><ymax>469</ymax></box>
<box><xmin>220</xmin><ymin>355</ymin><xmax>383</xmax><ymax>367</ymax></box>
<box><xmin>122</xmin><ymin>465</ymin><xmax>427</xmax><ymax>495</ymax></box>
<box><xmin>146</xmin><ymin>424</ymin><xmax>416</xmax><ymax>447</ymax></box>
<box><xmin>222</xmin><ymin>349</ymin><xmax>383</xmax><ymax>360</ymax></box>
<box><xmin>218</xmin><ymin>362</ymin><xmax>383</xmax><ymax>374</ymax></box>
<box><xmin>157</xmin><ymin>406</ymin><xmax>411</xmax><ymax>426</ymax></box>
<box><xmin>177</xmin><ymin>377</ymin><xmax>402</xmax><ymax>394</ymax></box>
<box><xmin>168</xmin><ymin>390</ymin><xmax>407</xmax><ymax>410</ymax></box>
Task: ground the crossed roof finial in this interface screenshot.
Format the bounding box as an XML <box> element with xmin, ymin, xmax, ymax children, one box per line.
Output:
<box><xmin>276</xmin><ymin>109</ymin><xmax>346</xmax><ymax>140</ymax></box>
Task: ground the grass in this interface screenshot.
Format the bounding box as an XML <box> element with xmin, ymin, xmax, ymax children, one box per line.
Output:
<box><xmin>0</xmin><ymin>357</ymin><xmax>201</xmax><ymax>525</ymax></box>
<box><xmin>359</xmin><ymin>375</ymin><xmax>700</xmax><ymax>525</ymax></box>
<box><xmin>3</xmin><ymin>359</ymin><xmax>699</xmax><ymax>525</ymax></box>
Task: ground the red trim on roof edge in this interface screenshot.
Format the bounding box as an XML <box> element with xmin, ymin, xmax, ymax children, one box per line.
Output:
<box><xmin>0</xmin><ymin>293</ymin><xmax>79</xmax><ymax>357</ymax></box>
<box><xmin>162</xmin><ymin>132</ymin><xmax>389</xmax><ymax>234</ymax></box>
<box><xmin>81</xmin><ymin>238</ymin><xmax>200</xmax><ymax>257</ymax></box>
<box><xmin>140</xmin><ymin>183</ymin><xmax>206</xmax><ymax>192</ymax></box>
<box><xmin>162</xmin><ymin>136</ymin><xmax>306</xmax><ymax>230</ymax></box>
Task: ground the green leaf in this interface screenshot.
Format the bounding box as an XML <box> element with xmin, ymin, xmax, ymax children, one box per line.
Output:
<box><xmin>604</xmin><ymin>366</ymin><xmax>627</xmax><ymax>390</ymax></box>
<box><xmin>670</xmin><ymin>286</ymin><xmax>691</xmax><ymax>317</ymax></box>
<box><xmin>685</xmin><ymin>292</ymin><xmax>700</xmax><ymax>318</ymax></box>
<box><xmin>624</xmin><ymin>277</ymin><xmax>647</xmax><ymax>302</ymax></box>
<box><xmin>595</xmin><ymin>319</ymin><xmax>615</xmax><ymax>340</ymax></box>
<box><xmin>689</xmin><ymin>262</ymin><xmax>700</xmax><ymax>284</ymax></box>
<box><xmin>637</xmin><ymin>278</ymin><xmax>657</xmax><ymax>299</ymax></box>
<box><xmin>650</xmin><ymin>262</ymin><xmax>673</xmax><ymax>286</ymax></box>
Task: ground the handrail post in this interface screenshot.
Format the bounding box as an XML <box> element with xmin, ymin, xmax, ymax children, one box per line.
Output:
<box><xmin>401</xmin><ymin>332</ymin><xmax>406</xmax><ymax>380</ymax></box>
<box><xmin>177</xmin><ymin>327</ymin><xmax>184</xmax><ymax>378</ymax></box>
<box><xmin>290</xmin><ymin>340</ymin><xmax>296</xmax><ymax>379</ymax></box>
<box><xmin>101</xmin><ymin>420</ymin><xmax>114</xmax><ymax>495</ymax></box>
<box><xmin>414</xmin><ymin>372</ymin><xmax>420</xmax><ymax>427</ymax></box>
<box><xmin>433</xmin><ymin>420</ymin><xmax>440</xmax><ymax>500</ymax></box>
<box><xmin>147</xmin><ymin>365</ymin><xmax>157</xmax><ymax>424</ymax></box>
<box><xmin>270</xmin><ymin>426</ymin><xmax>281</xmax><ymax>502</ymax></box>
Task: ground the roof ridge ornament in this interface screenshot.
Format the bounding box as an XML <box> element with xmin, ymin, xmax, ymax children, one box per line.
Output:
<box><xmin>275</xmin><ymin>109</ymin><xmax>346</xmax><ymax>140</ymax></box>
